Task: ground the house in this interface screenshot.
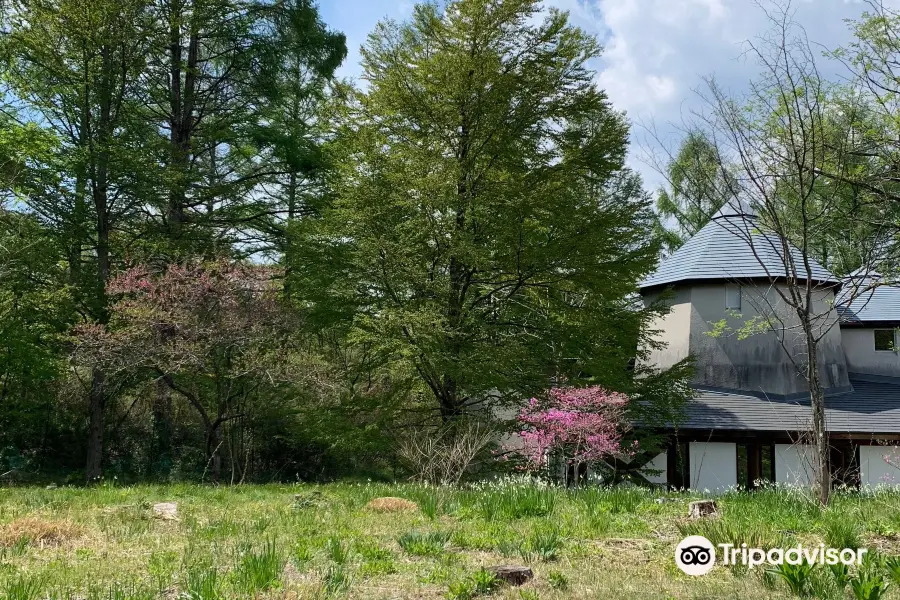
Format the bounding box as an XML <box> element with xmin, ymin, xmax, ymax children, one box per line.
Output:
<box><xmin>640</xmin><ymin>201</ymin><xmax>900</xmax><ymax>491</ymax></box>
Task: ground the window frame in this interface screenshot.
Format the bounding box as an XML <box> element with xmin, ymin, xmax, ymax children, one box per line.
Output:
<box><xmin>874</xmin><ymin>329</ymin><xmax>896</xmax><ymax>352</ymax></box>
<box><xmin>725</xmin><ymin>284</ymin><xmax>742</xmax><ymax>311</ymax></box>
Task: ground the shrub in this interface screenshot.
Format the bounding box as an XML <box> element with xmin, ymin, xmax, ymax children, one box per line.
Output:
<box><xmin>515</xmin><ymin>386</ymin><xmax>631</xmax><ymax>471</ymax></box>
<box><xmin>398</xmin><ymin>421</ymin><xmax>495</xmax><ymax>484</ymax></box>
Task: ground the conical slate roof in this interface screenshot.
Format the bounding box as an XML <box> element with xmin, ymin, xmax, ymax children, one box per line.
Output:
<box><xmin>640</xmin><ymin>201</ymin><xmax>839</xmax><ymax>290</ymax></box>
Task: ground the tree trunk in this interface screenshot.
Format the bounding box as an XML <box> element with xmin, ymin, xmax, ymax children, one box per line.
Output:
<box><xmin>805</xmin><ymin>325</ymin><xmax>830</xmax><ymax>505</ymax></box>
<box><xmin>439</xmin><ymin>97</ymin><xmax>475</xmax><ymax>422</ymax></box>
<box><xmin>83</xmin><ymin>44</ymin><xmax>114</xmax><ymax>482</ymax></box>
<box><xmin>167</xmin><ymin>3</ymin><xmax>198</xmax><ymax>240</ymax></box>
<box><xmin>151</xmin><ymin>378</ymin><xmax>173</xmax><ymax>477</ymax></box>
<box><xmin>85</xmin><ymin>368</ymin><xmax>106</xmax><ymax>482</ymax></box>
<box><xmin>206</xmin><ymin>425</ymin><xmax>222</xmax><ymax>482</ymax></box>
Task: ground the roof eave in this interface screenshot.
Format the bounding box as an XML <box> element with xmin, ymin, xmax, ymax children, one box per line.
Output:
<box><xmin>639</xmin><ymin>276</ymin><xmax>842</xmax><ymax>295</ymax></box>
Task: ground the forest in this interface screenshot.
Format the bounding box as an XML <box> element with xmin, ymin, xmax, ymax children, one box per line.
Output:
<box><xmin>2</xmin><ymin>0</ymin><xmax>900</xmax><ymax>489</ymax></box>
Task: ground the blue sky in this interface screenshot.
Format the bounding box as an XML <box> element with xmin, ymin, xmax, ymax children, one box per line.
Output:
<box><xmin>320</xmin><ymin>0</ymin><xmax>879</xmax><ymax>188</ymax></box>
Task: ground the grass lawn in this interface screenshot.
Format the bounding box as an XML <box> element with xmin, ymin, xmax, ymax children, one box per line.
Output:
<box><xmin>3</xmin><ymin>479</ymin><xmax>900</xmax><ymax>599</ymax></box>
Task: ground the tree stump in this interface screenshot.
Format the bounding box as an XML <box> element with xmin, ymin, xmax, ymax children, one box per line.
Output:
<box><xmin>488</xmin><ymin>566</ymin><xmax>534</xmax><ymax>586</ymax></box>
<box><xmin>688</xmin><ymin>499</ymin><xmax>718</xmax><ymax>519</ymax></box>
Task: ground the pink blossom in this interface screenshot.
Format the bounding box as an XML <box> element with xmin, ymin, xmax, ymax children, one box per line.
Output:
<box><xmin>515</xmin><ymin>385</ymin><xmax>631</xmax><ymax>469</ymax></box>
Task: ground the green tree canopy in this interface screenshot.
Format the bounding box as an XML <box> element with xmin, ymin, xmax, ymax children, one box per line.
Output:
<box><xmin>291</xmin><ymin>0</ymin><xmax>664</xmax><ymax>421</ymax></box>
<box><xmin>655</xmin><ymin>131</ymin><xmax>737</xmax><ymax>252</ymax></box>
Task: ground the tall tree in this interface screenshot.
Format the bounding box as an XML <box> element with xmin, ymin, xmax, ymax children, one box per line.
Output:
<box><xmin>0</xmin><ymin>118</ymin><xmax>74</xmax><ymax>475</ymax></box>
<box><xmin>251</xmin><ymin>0</ymin><xmax>346</xmax><ymax>268</ymax></box>
<box><xmin>292</xmin><ymin>0</ymin><xmax>662</xmax><ymax>421</ymax></box>
<box><xmin>76</xmin><ymin>261</ymin><xmax>295</xmax><ymax>482</ymax></box>
<box><xmin>695</xmin><ymin>7</ymin><xmax>896</xmax><ymax>505</ymax></box>
<box><xmin>141</xmin><ymin>0</ymin><xmax>278</xmax><ymax>256</ymax></box>
<box><xmin>836</xmin><ymin>3</ymin><xmax>900</xmax><ymax>207</ymax></box>
<box><xmin>3</xmin><ymin>0</ymin><xmax>154</xmax><ymax>480</ymax></box>
<box><xmin>655</xmin><ymin>131</ymin><xmax>737</xmax><ymax>252</ymax></box>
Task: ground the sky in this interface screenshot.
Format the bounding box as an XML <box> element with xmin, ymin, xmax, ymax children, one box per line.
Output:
<box><xmin>319</xmin><ymin>0</ymin><xmax>878</xmax><ymax>190</ymax></box>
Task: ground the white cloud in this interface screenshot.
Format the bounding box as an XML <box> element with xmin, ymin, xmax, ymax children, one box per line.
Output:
<box><xmin>326</xmin><ymin>0</ymin><xmax>877</xmax><ymax>187</ymax></box>
<box><xmin>542</xmin><ymin>0</ymin><xmax>873</xmax><ymax>188</ymax></box>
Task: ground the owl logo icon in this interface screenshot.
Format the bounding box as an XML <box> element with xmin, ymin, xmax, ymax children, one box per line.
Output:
<box><xmin>675</xmin><ymin>535</ymin><xmax>716</xmax><ymax>575</ymax></box>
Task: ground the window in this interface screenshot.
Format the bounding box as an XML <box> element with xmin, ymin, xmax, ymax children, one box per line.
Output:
<box><xmin>725</xmin><ymin>285</ymin><xmax>741</xmax><ymax>310</ymax></box>
<box><xmin>874</xmin><ymin>329</ymin><xmax>896</xmax><ymax>352</ymax></box>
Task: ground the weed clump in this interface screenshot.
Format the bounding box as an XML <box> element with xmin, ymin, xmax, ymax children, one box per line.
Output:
<box><xmin>398</xmin><ymin>531</ymin><xmax>451</xmax><ymax>556</ymax></box>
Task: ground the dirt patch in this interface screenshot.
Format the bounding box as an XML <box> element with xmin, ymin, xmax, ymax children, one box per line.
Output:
<box><xmin>0</xmin><ymin>517</ymin><xmax>84</xmax><ymax>548</ymax></box>
<box><xmin>364</xmin><ymin>497</ymin><xmax>419</xmax><ymax>513</ymax></box>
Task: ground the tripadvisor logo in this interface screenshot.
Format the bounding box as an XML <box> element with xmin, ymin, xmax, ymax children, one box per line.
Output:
<box><xmin>675</xmin><ymin>535</ymin><xmax>867</xmax><ymax>576</ymax></box>
<box><xmin>676</xmin><ymin>536</ymin><xmax>717</xmax><ymax>576</ymax></box>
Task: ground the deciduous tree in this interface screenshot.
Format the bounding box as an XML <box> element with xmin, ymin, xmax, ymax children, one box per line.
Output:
<box><xmin>76</xmin><ymin>261</ymin><xmax>295</xmax><ymax>481</ymax></box>
<box><xmin>292</xmin><ymin>0</ymin><xmax>663</xmax><ymax>422</ymax></box>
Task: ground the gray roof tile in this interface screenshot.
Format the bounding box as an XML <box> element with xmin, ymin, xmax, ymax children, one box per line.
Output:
<box><xmin>675</xmin><ymin>375</ymin><xmax>900</xmax><ymax>433</ymax></box>
<box><xmin>837</xmin><ymin>275</ymin><xmax>900</xmax><ymax>324</ymax></box>
<box><xmin>641</xmin><ymin>209</ymin><xmax>839</xmax><ymax>290</ymax></box>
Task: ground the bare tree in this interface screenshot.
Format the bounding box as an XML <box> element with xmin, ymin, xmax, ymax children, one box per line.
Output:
<box><xmin>646</xmin><ymin>2</ymin><xmax>897</xmax><ymax>504</ymax></box>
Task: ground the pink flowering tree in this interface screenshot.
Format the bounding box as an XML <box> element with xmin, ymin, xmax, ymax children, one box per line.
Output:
<box><xmin>516</xmin><ymin>385</ymin><xmax>633</xmax><ymax>477</ymax></box>
<box><xmin>75</xmin><ymin>260</ymin><xmax>295</xmax><ymax>481</ymax></box>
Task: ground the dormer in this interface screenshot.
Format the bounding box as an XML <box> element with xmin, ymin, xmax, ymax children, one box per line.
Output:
<box><xmin>639</xmin><ymin>201</ymin><xmax>850</xmax><ymax>398</ymax></box>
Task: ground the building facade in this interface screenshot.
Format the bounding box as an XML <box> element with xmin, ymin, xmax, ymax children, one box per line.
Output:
<box><xmin>640</xmin><ymin>202</ymin><xmax>900</xmax><ymax>491</ymax></box>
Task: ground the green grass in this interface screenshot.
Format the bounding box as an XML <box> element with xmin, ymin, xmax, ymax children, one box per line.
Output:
<box><xmin>398</xmin><ymin>530</ymin><xmax>452</xmax><ymax>556</ymax></box>
<box><xmin>1</xmin><ymin>481</ymin><xmax>900</xmax><ymax>598</ymax></box>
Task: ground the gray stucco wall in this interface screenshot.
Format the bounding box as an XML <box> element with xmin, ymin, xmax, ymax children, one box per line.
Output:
<box><xmin>641</xmin><ymin>282</ymin><xmax>850</xmax><ymax>397</ymax></box>
<box><xmin>642</xmin><ymin>287</ymin><xmax>692</xmax><ymax>371</ymax></box>
<box><xmin>842</xmin><ymin>327</ymin><xmax>900</xmax><ymax>377</ymax></box>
